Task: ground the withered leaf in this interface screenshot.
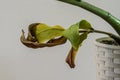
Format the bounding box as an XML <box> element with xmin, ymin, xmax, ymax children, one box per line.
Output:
<box><xmin>20</xmin><ymin>23</ymin><xmax>67</xmax><ymax>48</ymax></box>
<box><xmin>66</xmin><ymin>47</ymin><xmax>77</xmax><ymax>68</ymax></box>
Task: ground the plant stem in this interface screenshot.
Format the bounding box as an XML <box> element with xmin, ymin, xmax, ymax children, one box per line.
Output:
<box><xmin>58</xmin><ymin>0</ymin><xmax>120</xmax><ymax>36</ymax></box>
<box><xmin>79</xmin><ymin>29</ymin><xmax>120</xmax><ymax>44</ymax></box>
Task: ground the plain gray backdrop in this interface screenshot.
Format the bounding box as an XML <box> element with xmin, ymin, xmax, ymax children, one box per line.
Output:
<box><xmin>0</xmin><ymin>0</ymin><xmax>120</xmax><ymax>80</ymax></box>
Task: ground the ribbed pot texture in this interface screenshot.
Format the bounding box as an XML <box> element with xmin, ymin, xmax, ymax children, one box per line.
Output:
<box><xmin>94</xmin><ymin>37</ymin><xmax>120</xmax><ymax>80</ymax></box>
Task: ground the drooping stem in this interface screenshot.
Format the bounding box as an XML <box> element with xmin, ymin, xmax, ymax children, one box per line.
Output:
<box><xmin>79</xmin><ymin>29</ymin><xmax>120</xmax><ymax>44</ymax></box>
<box><xmin>58</xmin><ymin>0</ymin><xmax>120</xmax><ymax>36</ymax></box>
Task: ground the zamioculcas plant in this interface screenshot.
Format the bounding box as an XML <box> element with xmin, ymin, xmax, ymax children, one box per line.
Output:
<box><xmin>20</xmin><ymin>0</ymin><xmax>120</xmax><ymax>68</ymax></box>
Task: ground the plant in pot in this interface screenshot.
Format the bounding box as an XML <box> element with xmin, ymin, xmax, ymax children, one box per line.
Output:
<box><xmin>20</xmin><ymin>0</ymin><xmax>120</xmax><ymax>80</ymax></box>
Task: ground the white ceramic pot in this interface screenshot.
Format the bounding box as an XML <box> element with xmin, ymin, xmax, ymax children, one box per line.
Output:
<box><xmin>94</xmin><ymin>37</ymin><xmax>120</xmax><ymax>80</ymax></box>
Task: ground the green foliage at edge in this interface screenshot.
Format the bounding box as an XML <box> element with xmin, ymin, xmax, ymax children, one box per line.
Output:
<box><xmin>63</xmin><ymin>20</ymin><xmax>92</xmax><ymax>50</ymax></box>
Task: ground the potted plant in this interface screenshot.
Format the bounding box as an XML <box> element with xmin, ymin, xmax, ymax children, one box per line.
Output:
<box><xmin>20</xmin><ymin>0</ymin><xmax>120</xmax><ymax>80</ymax></box>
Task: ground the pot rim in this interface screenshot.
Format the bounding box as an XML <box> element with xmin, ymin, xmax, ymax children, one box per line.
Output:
<box><xmin>94</xmin><ymin>37</ymin><xmax>120</xmax><ymax>49</ymax></box>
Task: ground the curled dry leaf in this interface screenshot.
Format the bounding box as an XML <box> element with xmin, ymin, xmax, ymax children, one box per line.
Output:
<box><xmin>66</xmin><ymin>47</ymin><xmax>77</xmax><ymax>68</ymax></box>
<box><xmin>20</xmin><ymin>23</ymin><xmax>67</xmax><ymax>48</ymax></box>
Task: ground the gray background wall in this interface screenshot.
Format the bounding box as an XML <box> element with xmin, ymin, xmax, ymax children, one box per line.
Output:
<box><xmin>0</xmin><ymin>0</ymin><xmax>120</xmax><ymax>80</ymax></box>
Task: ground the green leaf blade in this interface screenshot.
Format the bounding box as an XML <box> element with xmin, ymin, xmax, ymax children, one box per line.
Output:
<box><xmin>64</xmin><ymin>20</ymin><xmax>92</xmax><ymax>68</ymax></box>
<box><xmin>34</xmin><ymin>23</ymin><xmax>65</xmax><ymax>43</ymax></box>
<box><xmin>79</xmin><ymin>20</ymin><xmax>93</xmax><ymax>29</ymax></box>
<box><xmin>63</xmin><ymin>23</ymin><xmax>80</xmax><ymax>50</ymax></box>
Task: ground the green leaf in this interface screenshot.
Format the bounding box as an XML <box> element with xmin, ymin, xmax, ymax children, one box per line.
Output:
<box><xmin>34</xmin><ymin>23</ymin><xmax>65</xmax><ymax>43</ymax></box>
<box><xmin>63</xmin><ymin>23</ymin><xmax>80</xmax><ymax>50</ymax></box>
<box><xmin>79</xmin><ymin>20</ymin><xmax>93</xmax><ymax>29</ymax></box>
<box><xmin>63</xmin><ymin>20</ymin><xmax>92</xmax><ymax>50</ymax></box>
<box><xmin>64</xmin><ymin>20</ymin><xmax>92</xmax><ymax>68</ymax></box>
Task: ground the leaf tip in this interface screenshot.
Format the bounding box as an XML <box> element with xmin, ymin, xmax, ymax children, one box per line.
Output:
<box><xmin>65</xmin><ymin>47</ymin><xmax>77</xmax><ymax>68</ymax></box>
